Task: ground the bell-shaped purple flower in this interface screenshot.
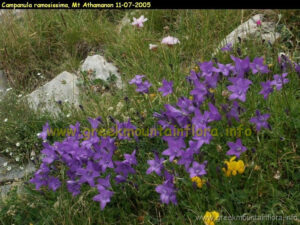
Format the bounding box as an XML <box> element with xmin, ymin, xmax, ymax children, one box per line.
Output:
<box><xmin>188</xmin><ymin>161</ymin><xmax>207</xmax><ymax>178</ymax></box>
<box><xmin>93</xmin><ymin>189</ymin><xmax>114</xmax><ymax>210</ymax></box>
<box><xmin>271</xmin><ymin>73</ymin><xmax>289</xmax><ymax>90</ymax></box>
<box><xmin>158</xmin><ymin>79</ymin><xmax>173</xmax><ymax>96</ymax></box>
<box><xmin>250</xmin><ymin>57</ymin><xmax>270</xmax><ymax>74</ymax></box>
<box><xmin>249</xmin><ymin>110</ymin><xmax>270</xmax><ymax>131</ymax></box>
<box><xmin>259</xmin><ymin>80</ymin><xmax>273</xmax><ymax>99</ymax></box>
<box><xmin>146</xmin><ymin>153</ymin><xmax>165</xmax><ymax>176</ymax></box>
<box><xmin>227</xmin><ymin>77</ymin><xmax>252</xmax><ymax>102</ymax></box>
<box><xmin>226</xmin><ymin>138</ymin><xmax>247</xmax><ymax>158</ymax></box>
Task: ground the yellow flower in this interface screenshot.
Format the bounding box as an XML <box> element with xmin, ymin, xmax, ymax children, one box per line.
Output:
<box><xmin>254</xmin><ymin>165</ymin><xmax>261</xmax><ymax>171</ymax></box>
<box><xmin>222</xmin><ymin>156</ymin><xmax>245</xmax><ymax>177</ymax></box>
<box><xmin>209</xmin><ymin>88</ymin><xmax>215</xmax><ymax>93</ymax></box>
<box><xmin>203</xmin><ymin>211</ymin><xmax>220</xmax><ymax>225</ymax></box>
<box><xmin>149</xmin><ymin>93</ymin><xmax>156</xmax><ymax>101</ymax></box>
<box><xmin>268</xmin><ymin>63</ymin><xmax>273</xmax><ymax>68</ymax></box>
<box><xmin>189</xmin><ymin>96</ymin><xmax>193</xmax><ymax>100</ymax></box>
<box><xmin>193</xmin><ymin>66</ymin><xmax>200</xmax><ymax>73</ymax></box>
<box><xmin>191</xmin><ymin>176</ymin><xmax>206</xmax><ymax>188</ymax></box>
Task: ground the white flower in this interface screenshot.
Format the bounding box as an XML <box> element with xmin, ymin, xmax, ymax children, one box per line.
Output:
<box><xmin>4</xmin><ymin>118</ymin><xmax>8</xmax><ymax>122</ymax></box>
<box><xmin>149</xmin><ymin>44</ymin><xmax>158</xmax><ymax>50</ymax></box>
<box><xmin>122</xmin><ymin>116</ymin><xmax>129</xmax><ymax>121</ymax></box>
<box><xmin>6</xmin><ymin>88</ymin><xmax>12</xmax><ymax>92</ymax></box>
<box><xmin>30</xmin><ymin>151</ymin><xmax>36</xmax><ymax>157</ymax></box>
<box><xmin>5</xmin><ymin>148</ymin><xmax>9</xmax><ymax>153</ymax></box>
<box><xmin>274</xmin><ymin>170</ymin><xmax>281</xmax><ymax>180</ymax></box>
<box><xmin>161</xmin><ymin>36</ymin><xmax>180</xmax><ymax>46</ymax></box>
<box><xmin>9</xmin><ymin>152</ymin><xmax>13</xmax><ymax>156</ymax></box>
<box><xmin>66</xmin><ymin>113</ymin><xmax>71</xmax><ymax>118</ymax></box>
<box><xmin>64</xmin><ymin>99</ymin><xmax>69</xmax><ymax>103</ymax></box>
<box><xmin>108</xmin><ymin>107</ymin><xmax>114</xmax><ymax>111</ymax></box>
<box><xmin>7</xmin><ymin>166</ymin><xmax>12</xmax><ymax>171</ymax></box>
<box><xmin>18</xmin><ymin>94</ymin><xmax>23</xmax><ymax>98</ymax></box>
<box><xmin>15</xmin><ymin>157</ymin><xmax>20</xmax><ymax>162</ymax></box>
<box><xmin>16</xmin><ymin>142</ymin><xmax>20</xmax><ymax>147</ymax></box>
<box><xmin>116</xmin><ymin>102</ymin><xmax>124</xmax><ymax>111</ymax></box>
<box><xmin>37</xmin><ymin>72</ymin><xmax>41</xmax><ymax>76</ymax></box>
<box><xmin>37</xmin><ymin>132</ymin><xmax>41</xmax><ymax>137</ymax></box>
<box><xmin>131</xmin><ymin>15</ymin><xmax>148</xmax><ymax>28</ymax></box>
<box><xmin>30</xmin><ymin>156</ymin><xmax>35</xmax><ymax>160</ymax></box>
<box><xmin>3</xmin><ymin>162</ymin><xmax>8</xmax><ymax>167</ymax></box>
<box><xmin>19</xmin><ymin>166</ymin><xmax>24</xmax><ymax>170</ymax></box>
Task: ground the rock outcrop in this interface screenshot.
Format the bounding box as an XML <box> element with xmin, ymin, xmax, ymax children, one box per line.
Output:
<box><xmin>26</xmin><ymin>71</ymin><xmax>80</xmax><ymax>114</ymax></box>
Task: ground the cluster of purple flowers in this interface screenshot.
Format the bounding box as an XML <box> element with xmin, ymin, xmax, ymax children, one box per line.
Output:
<box><xmin>129</xmin><ymin>75</ymin><xmax>152</xmax><ymax>93</ymax></box>
<box><xmin>259</xmin><ymin>73</ymin><xmax>289</xmax><ymax>99</ymax></box>
<box><xmin>31</xmin><ymin>118</ymin><xmax>137</xmax><ymax>210</ymax></box>
<box><xmin>129</xmin><ymin>76</ymin><xmax>174</xmax><ymax>97</ymax></box>
<box><xmin>145</xmin><ymin>55</ymin><xmax>292</xmax><ymax>204</ymax></box>
<box><xmin>31</xmin><ymin>53</ymin><xmax>295</xmax><ymax>209</ymax></box>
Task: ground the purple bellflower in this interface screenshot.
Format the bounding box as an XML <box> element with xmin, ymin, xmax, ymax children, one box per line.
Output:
<box><xmin>227</xmin><ymin>77</ymin><xmax>252</xmax><ymax>102</ymax></box>
<box><xmin>231</xmin><ymin>56</ymin><xmax>250</xmax><ymax>78</ymax></box>
<box><xmin>250</xmin><ymin>57</ymin><xmax>270</xmax><ymax>74</ymax></box>
<box><xmin>249</xmin><ymin>110</ymin><xmax>270</xmax><ymax>131</ymax></box>
<box><xmin>259</xmin><ymin>80</ymin><xmax>273</xmax><ymax>99</ymax></box>
<box><xmin>93</xmin><ymin>189</ymin><xmax>114</xmax><ymax>210</ymax></box>
<box><xmin>188</xmin><ymin>161</ymin><xmax>207</xmax><ymax>178</ymax></box>
<box><xmin>38</xmin><ymin>122</ymin><xmax>50</xmax><ymax>141</ymax></box>
<box><xmin>158</xmin><ymin>79</ymin><xmax>173</xmax><ymax>96</ymax></box>
<box><xmin>155</xmin><ymin>171</ymin><xmax>177</xmax><ymax>205</ymax></box>
<box><xmin>162</xmin><ymin>136</ymin><xmax>185</xmax><ymax>162</ymax></box>
<box><xmin>226</xmin><ymin>138</ymin><xmax>247</xmax><ymax>158</ymax></box>
<box><xmin>271</xmin><ymin>73</ymin><xmax>289</xmax><ymax>90</ymax></box>
<box><xmin>146</xmin><ymin>153</ymin><xmax>165</xmax><ymax>176</ymax></box>
<box><xmin>221</xmin><ymin>43</ymin><xmax>233</xmax><ymax>52</ymax></box>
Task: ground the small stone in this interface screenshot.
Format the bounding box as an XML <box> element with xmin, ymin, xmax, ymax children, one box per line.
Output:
<box><xmin>80</xmin><ymin>55</ymin><xmax>123</xmax><ymax>89</ymax></box>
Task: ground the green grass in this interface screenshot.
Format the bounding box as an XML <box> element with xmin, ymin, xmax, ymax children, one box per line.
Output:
<box><xmin>0</xmin><ymin>9</ymin><xmax>300</xmax><ymax>225</ymax></box>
